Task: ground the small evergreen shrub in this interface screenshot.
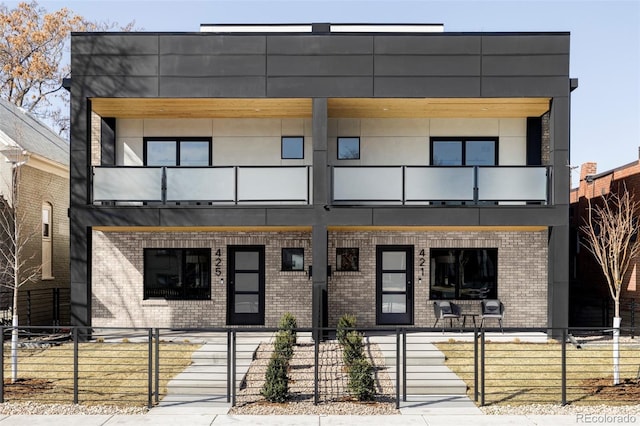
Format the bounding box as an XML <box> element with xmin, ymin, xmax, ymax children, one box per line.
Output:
<box><xmin>342</xmin><ymin>330</ymin><xmax>364</xmax><ymax>367</ymax></box>
<box><xmin>273</xmin><ymin>330</ymin><xmax>294</xmax><ymax>361</ymax></box>
<box><xmin>261</xmin><ymin>353</ymin><xmax>289</xmax><ymax>402</ymax></box>
<box><xmin>348</xmin><ymin>357</ymin><xmax>376</xmax><ymax>401</ymax></box>
<box><xmin>336</xmin><ymin>313</ymin><xmax>357</xmax><ymax>345</ymax></box>
<box><xmin>278</xmin><ymin>312</ymin><xmax>297</xmax><ymax>345</ymax></box>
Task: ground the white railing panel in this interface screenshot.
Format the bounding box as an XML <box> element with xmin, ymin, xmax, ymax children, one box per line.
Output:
<box><xmin>405</xmin><ymin>167</ymin><xmax>475</xmax><ymax>201</ymax></box>
<box><xmin>166</xmin><ymin>167</ymin><xmax>235</xmax><ymax>202</ymax></box>
<box><xmin>93</xmin><ymin>167</ymin><xmax>162</xmax><ymax>201</ymax></box>
<box><xmin>237</xmin><ymin>167</ymin><xmax>308</xmax><ymax>202</ymax></box>
<box><xmin>333</xmin><ymin>167</ymin><xmax>403</xmax><ymax>202</ymax></box>
<box><xmin>478</xmin><ymin>167</ymin><xmax>548</xmax><ymax>201</ymax></box>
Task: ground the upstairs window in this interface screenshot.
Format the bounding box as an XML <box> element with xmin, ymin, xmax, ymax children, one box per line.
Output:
<box><xmin>144</xmin><ymin>138</ymin><xmax>212</xmax><ymax>166</ymax></box>
<box><xmin>431</xmin><ymin>137</ymin><xmax>497</xmax><ymax>166</ymax></box>
<box><xmin>281</xmin><ymin>136</ymin><xmax>304</xmax><ymax>159</ymax></box>
<box><xmin>337</xmin><ymin>137</ymin><xmax>360</xmax><ymax>160</ymax></box>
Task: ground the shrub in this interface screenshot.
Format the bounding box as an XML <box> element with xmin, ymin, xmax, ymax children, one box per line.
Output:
<box><xmin>278</xmin><ymin>312</ymin><xmax>297</xmax><ymax>345</ymax></box>
<box><xmin>273</xmin><ymin>330</ymin><xmax>294</xmax><ymax>361</ymax></box>
<box><xmin>336</xmin><ymin>313</ymin><xmax>357</xmax><ymax>345</ymax></box>
<box><xmin>261</xmin><ymin>353</ymin><xmax>289</xmax><ymax>402</ymax></box>
<box><xmin>348</xmin><ymin>357</ymin><xmax>376</xmax><ymax>401</ymax></box>
<box><xmin>342</xmin><ymin>330</ymin><xmax>364</xmax><ymax>367</ymax></box>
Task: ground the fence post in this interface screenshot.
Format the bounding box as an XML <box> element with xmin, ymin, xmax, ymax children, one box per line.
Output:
<box><xmin>561</xmin><ymin>328</ymin><xmax>567</xmax><ymax>406</ymax></box>
<box><xmin>473</xmin><ymin>328</ymin><xmax>478</xmax><ymax>402</ymax></box>
<box><xmin>155</xmin><ymin>328</ymin><xmax>160</xmax><ymax>404</ymax></box>
<box><xmin>480</xmin><ymin>329</ymin><xmax>485</xmax><ymax>407</ymax></box>
<box><xmin>226</xmin><ymin>330</ymin><xmax>231</xmax><ymax>403</ymax></box>
<box><xmin>73</xmin><ymin>327</ymin><xmax>79</xmax><ymax>404</ymax></box>
<box><xmin>395</xmin><ymin>328</ymin><xmax>400</xmax><ymax>409</ymax></box>
<box><xmin>231</xmin><ymin>330</ymin><xmax>236</xmax><ymax>407</ymax></box>
<box><xmin>147</xmin><ymin>328</ymin><xmax>153</xmax><ymax>408</ymax></box>
<box><xmin>402</xmin><ymin>329</ymin><xmax>407</xmax><ymax>402</ymax></box>
<box><xmin>0</xmin><ymin>326</ymin><xmax>3</xmax><ymax>403</ymax></box>
<box><xmin>314</xmin><ymin>329</ymin><xmax>319</xmax><ymax>405</ymax></box>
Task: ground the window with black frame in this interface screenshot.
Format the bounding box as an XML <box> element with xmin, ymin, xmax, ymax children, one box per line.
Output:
<box><xmin>336</xmin><ymin>248</ymin><xmax>359</xmax><ymax>271</ymax></box>
<box><xmin>144</xmin><ymin>248</ymin><xmax>211</xmax><ymax>300</ymax></box>
<box><xmin>430</xmin><ymin>137</ymin><xmax>497</xmax><ymax>166</ymax></box>
<box><xmin>282</xmin><ymin>248</ymin><xmax>304</xmax><ymax>271</ymax></box>
<box><xmin>429</xmin><ymin>248</ymin><xmax>497</xmax><ymax>300</ymax></box>
<box><xmin>144</xmin><ymin>137</ymin><xmax>212</xmax><ymax>166</ymax></box>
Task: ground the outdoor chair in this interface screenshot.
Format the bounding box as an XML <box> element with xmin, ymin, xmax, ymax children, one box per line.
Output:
<box><xmin>433</xmin><ymin>300</ymin><xmax>461</xmax><ymax>333</ymax></box>
<box><xmin>480</xmin><ymin>299</ymin><xmax>504</xmax><ymax>332</ymax></box>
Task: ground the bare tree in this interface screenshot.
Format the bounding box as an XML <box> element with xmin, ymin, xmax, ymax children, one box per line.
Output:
<box><xmin>0</xmin><ymin>1</ymin><xmax>136</xmax><ymax>137</ymax></box>
<box><xmin>580</xmin><ymin>184</ymin><xmax>640</xmax><ymax>385</ymax></box>
<box><xmin>0</xmin><ymin>145</ymin><xmax>43</xmax><ymax>383</ymax></box>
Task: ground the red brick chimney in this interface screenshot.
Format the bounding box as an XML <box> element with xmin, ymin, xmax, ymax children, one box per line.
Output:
<box><xmin>580</xmin><ymin>162</ymin><xmax>597</xmax><ymax>182</ymax></box>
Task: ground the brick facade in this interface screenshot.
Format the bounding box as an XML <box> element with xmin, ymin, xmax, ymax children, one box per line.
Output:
<box><xmin>13</xmin><ymin>164</ymin><xmax>70</xmax><ymax>325</ymax></box>
<box><xmin>92</xmin><ymin>229</ymin><xmax>547</xmax><ymax>329</ymax></box>
<box><xmin>570</xmin><ymin>156</ymin><xmax>640</xmax><ymax>326</ymax></box>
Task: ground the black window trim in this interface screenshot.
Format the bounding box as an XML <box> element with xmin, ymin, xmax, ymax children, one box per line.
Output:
<box><xmin>143</xmin><ymin>247</ymin><xmax>212</xmax><ymax>300</ymax></box>
<box><xmin>337</xmin><ymin>136</ymin><xmax>361</xmax><ymax>160</ymax></box>
<box><xmin>281</xmin><ymin>247</ymin><xmax>305</xmax><ymax>271</ymax></box>
<box><xmin>336</xmin><ymin>247</ymin><xmax>360</xmax><ymax>272</ymax></box>
<box><xmin>143</xmin><ymin>136</ymin><xmax>213</xmax><ymax>166</ymax></box>
<box><xmin>281</xmin><ymin>136</ymin><xmax>305</xmax><ymax>160</ymax></box>
<box><xmin>429</xmin><ymin>136</ymin><xmax>499</xmax><ymax>166</ymax></box>
<box><xmin>429</xmin><ymin>247</ymin><xmax>498</xmax><ymax>301</ymax></box>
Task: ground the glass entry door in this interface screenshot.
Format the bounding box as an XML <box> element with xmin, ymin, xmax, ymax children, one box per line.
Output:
<box><xmin>376</xmin><ymin>245</ymin><xmax>414</xmax><ymax>325</ymax></box>
<box><xmin>227</xmin><ymin>246</ymin><xmax>265</xmax><ymax>325</ymax></box>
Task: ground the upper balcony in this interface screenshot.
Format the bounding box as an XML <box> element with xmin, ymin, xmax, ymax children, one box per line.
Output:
<box><xmin>88</xmin><ymin>97</ymin><xmax>554</xmax><ymax>208</ymax></box>
<box><xmin>91</xmin><ymin>164</ymin><xmax>550</xmax><ymax>206</ymax></box>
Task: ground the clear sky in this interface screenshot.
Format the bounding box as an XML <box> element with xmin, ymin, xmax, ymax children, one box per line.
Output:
<box><xmin>8</xmin><ymin>0</ymin><xmax>640</xmax><ymax>188</ymax></box>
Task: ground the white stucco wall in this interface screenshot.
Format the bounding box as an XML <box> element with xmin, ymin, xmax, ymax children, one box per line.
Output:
<box><xmin>115</xmin><ymin>117</ymin><xmax>527</xmax><ymax>167</ymax></box>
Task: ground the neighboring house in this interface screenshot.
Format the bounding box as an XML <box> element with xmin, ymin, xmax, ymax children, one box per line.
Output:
<box><xmin>569</xmin><ymin>154</ymin><xmax>640</xmax><ymax>327</ymax></box>
<box><xmin>0</xmin><ymin>98</ymin><xmax>70</xmax><ymax>326</ymax></box>
<box><xmin>68</xmin><ymin>23</ymin><xmax>576</xmax><ymax>330</ymax></box>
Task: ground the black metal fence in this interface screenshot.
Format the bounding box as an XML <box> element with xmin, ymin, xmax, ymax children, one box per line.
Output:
<box><xmin>0</xmin><ymin>326</ymin><xmax>638</xmax><ymax>409</ymax></box>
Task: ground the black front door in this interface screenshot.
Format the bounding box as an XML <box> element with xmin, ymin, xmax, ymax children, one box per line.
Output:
<box><xmin>376</xmin><ymin>245</ymin><xmax>414</xmax><ymax>325</ymax></box>
<box><xmin>227</xmin><ymin>246</ymin><xmax>265</xmax><ymax>325</ymax></box>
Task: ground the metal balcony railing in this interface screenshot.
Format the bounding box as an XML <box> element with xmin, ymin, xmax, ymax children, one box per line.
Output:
<box><xmin>92</xmin><ymin>166</ymin><xmax>312</xmax><ymax>205</ymax></box>
<box><xmin>332</xmin><ymin>165</ymin><xmax>551</xmax><ymax>205</ymax></box>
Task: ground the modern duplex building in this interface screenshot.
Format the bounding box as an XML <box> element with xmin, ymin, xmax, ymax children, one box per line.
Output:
<box><xmin>68</xmin><ymin>23</ymin><xmax>576</xmax><ymax>331</ymax></box>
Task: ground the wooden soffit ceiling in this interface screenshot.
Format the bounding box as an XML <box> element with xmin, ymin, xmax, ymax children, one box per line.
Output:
<box><xmin>90</xmin><ymin>97</ymin><xmax>550</xmax><ymax>119</ymax></box>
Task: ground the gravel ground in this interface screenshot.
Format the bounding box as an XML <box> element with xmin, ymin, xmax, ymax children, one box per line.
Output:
<box><xmin>0</xmin><ymin>401</ymin><xmax>148</xmax><ymax>415</ymax></box>
<box><xmin>228</xmin><ymin>341</ymin><xmax>399</xmax><ymax>415</ymax></box>
<box><xmin>481</xmin><ymin>404</ymin><xmax>640</xmax><ymax>416</ymax></box>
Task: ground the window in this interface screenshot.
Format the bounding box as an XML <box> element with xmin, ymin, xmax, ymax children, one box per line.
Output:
<box><xmin>144</xmin><ymin>248</ymin><xmax>211</xmax><ymax>300</ymax></box>
<box><xmin>281</xmin><ymin>136</ymin><xmax>304</xmax><ymax>159</ymax></box>
<box><xmin>336</xmin><ymin>248</ymin><xmax>359</xmax><ymax>271</ymax></box>
<box><xmin>41</xmin><ymin>203</ymin><xmax>53</xmax><ymax>279</ymax></box>
<box><xmin>431</xmin><ymin>137</ymin><xmax>497</xmax><ymax>166</ymax></box>
<box><xmin>337</xmin><ymin>137</ymin><xmax>360</xmax><ymax>160</ymax></box>
<box><xmin>282</xmin><ymin>248</ymin><xmax>304</xmax><ymax>271</ymax></box>
<box><xmin>144</xmin><ymin>138</ymin><xmax>212</xmax><ymax>166</ymax></box>
<box><xmin>430</xmin><ymin>249</ymin><xmax>497</xmax><ymax>300</ymax></box>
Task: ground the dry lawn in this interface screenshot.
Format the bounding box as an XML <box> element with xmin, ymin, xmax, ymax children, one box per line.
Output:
<box><xmin>2</xmin><ymin>341</ymin><xmax>198</xmax><ymax>406</ymax></box>
<box><xmin>436</xmin><ymin>340</ymin><xmax>640</xmax><ymax>406</ymax></box>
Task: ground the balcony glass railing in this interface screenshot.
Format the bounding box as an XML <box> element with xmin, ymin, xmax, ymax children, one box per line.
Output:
<box><xmin>332</xmin><ymin>165</ymin><xmax>550</xmax><ymax>205</ymax></box>
<box><xmin>92</xmin><ymin>166</ymin><xmax>311</xmax><ymax>205</ymax></box>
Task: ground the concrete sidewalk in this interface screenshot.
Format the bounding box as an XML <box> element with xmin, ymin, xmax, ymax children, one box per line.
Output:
<box><xmin>0</xmin><ymin>414</ymin><xmax>594</xmax><ymax>425</ymax></box>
